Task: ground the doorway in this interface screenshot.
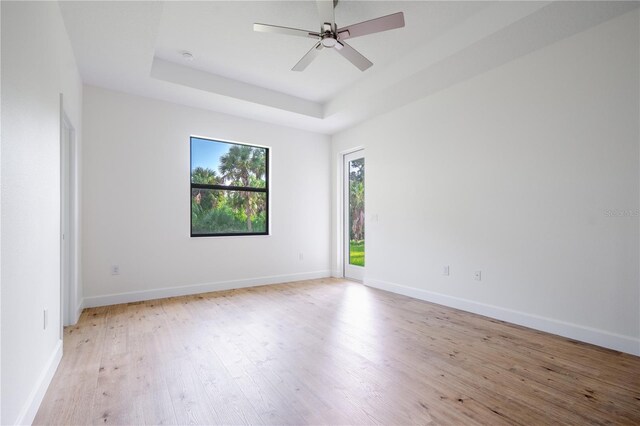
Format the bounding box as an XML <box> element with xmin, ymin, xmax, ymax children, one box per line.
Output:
<box><xmin>60</xmin><ymin>112</ymin><xmax>76</xmax><ymax>329</ymax></box>
<box><xmin>343</xmin><ymin>150</ymin><xmax>365</xmax><ymax>281</ymax></box>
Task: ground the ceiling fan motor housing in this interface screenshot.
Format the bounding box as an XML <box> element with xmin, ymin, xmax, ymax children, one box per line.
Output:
<box><xmin>320</xmin><ymin>23</ymin><xmax>337</xmax><ymax>48</ymax></box>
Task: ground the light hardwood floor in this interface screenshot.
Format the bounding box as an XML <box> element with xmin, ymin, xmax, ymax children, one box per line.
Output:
<box><xmin>35</xmin><ymin>278</ymin><xmax>640</xmax><ymax>425</ymax></box>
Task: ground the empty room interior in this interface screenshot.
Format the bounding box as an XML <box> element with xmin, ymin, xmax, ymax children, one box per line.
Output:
<box><xmin>2</xmin><ymin>0</ymin><xmax>640</xmax><ymax>424</ymax></box>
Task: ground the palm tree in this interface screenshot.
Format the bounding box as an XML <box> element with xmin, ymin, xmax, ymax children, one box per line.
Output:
<box><xmin>350</xmin><ymin>180</ymin><xmax>365</xmax><ymax>240</ymax></box>
<box><xmin>191</xmin><ymin>167</ymin><xmax>224</xmax><ymax>210</ymax></box>
<box><xmin>219</xmin><ymin>146</ymin><xmax>266</xmax><ymax>231</ymax></box>
<box><xmin>349</xmin><ymin>158</ymin><xmax>365</xmax><ymax>241</ymax></box>
<box><xmin>191</xmin><ymin>166</ymin><xmax>219</xmax><ymax>185</ymax></box>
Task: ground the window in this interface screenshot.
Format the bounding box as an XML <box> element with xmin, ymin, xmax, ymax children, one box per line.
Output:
<box><xmin>190</xmin><ymin>137</ymin><xmax>269</xmax><ymax>236</ymax></box>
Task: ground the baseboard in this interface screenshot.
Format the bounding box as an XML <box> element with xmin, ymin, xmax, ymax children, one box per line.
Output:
<box><xmin>14</xmin><ymin>339</ymin><xmax>63</xmax><ymax>425</ymax></box>
<box><xmin>331</xmin><ymin>269</ymin><xmax>343</xmax><ymax>278</ymax></box>
<box><xmin>84</xmin><ymin>270</ymin><xmax>332</xmax><ymax>308</ymax></box>
<box><xmin>365</xmin><ymin>278</ymin><xmax>640</xmax><ymax>356</ymax></box>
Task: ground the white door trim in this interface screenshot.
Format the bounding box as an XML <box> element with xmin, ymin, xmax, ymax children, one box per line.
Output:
<box><xmin>60</xmin><ymin>95</ymin><xmax>78</xmax><ymax>332</ymax></box>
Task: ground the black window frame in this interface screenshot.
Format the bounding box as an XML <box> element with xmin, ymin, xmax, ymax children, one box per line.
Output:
<box><xmin>190</xmin><ymin>136</ymin><xmax>269</xmax><ymax>237</ymax></box>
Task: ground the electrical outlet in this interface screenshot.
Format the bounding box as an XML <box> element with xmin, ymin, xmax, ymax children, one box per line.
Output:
<box><xmin>111</xmin><ymin>265</ymin><xmax>120</xmax><ymax>275</ymax></box>
<box><xmin>474</xmin><ymin>271</ymin><xmax>482</xmax><ymax>281</ymax></box>
<box><xmin>43</xmin><ymin>309</ymin><xmax>48</xmax><ymax>330</ymax></box>
<box><xmin>443</xmin><ymin>265</ymin><xmax>450</xmax><ymax>276</ymax></box>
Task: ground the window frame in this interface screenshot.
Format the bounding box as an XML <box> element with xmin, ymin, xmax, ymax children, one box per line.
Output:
<box><xmin>190</xmin><ymin>136</ymin><xmax>270</xmax><ymax>237</ymax></box>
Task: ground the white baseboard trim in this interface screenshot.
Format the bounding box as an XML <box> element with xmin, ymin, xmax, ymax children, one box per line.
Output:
<box><xmin>14</xmin><ymin>339</ymin><xmax>63</xmax><ymax>425</ymax></box>
<box><xmin>83</xmin><ymin>270</ymin><xmax>332</xmax><ymax>308</ymax></box>
<box><xmin>331</xmin><ymin>269</ymin><xmax>343</xmax><ymax>278</ymax></box>
<box><xmin>365</xmin><ymin>278</ymin><xmax>640</xmax><ymax>356</ymax></box>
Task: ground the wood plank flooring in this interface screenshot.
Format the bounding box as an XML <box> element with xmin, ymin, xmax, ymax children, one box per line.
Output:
<box><xmin>34</xmin><ymin>278</ymin><xmax>640</xmax><ymax>425</ymax></box>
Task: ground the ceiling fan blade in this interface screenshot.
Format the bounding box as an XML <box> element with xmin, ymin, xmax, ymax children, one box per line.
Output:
<box><xmin>335</xmin><ymin>41</ymin><xmax>372</xmax><ymax>71</ymax></box>
<box><xmin>292</xmin><ymin>41</ymin><xmax>324</xmax><ymax>71</ymax></box>
<box><xmin>254</xmin><ymin>23</ymin><xmax>319</xmax><ymax>39</ymax></box>
<box><xmin>316</xmin><ymin>0</ymin><xmax>335</xmax><ymax>30</ymax></box>
<box><xmin>338</xmin><ymin>12</ymin><xmax>405</xmax><ymax>40</ymax></box>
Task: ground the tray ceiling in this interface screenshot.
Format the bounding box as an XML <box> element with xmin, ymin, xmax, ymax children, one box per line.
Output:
<box><xmin>59</xmin><ymin>1</ymin><xmax>638</xmax><ymax>134</ymax></box>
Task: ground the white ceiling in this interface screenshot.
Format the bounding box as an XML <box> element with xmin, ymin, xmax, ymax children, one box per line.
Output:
<box><xmin>58</xmin><ymin>1</ymin><xmax>639</xmax><ymax>135</ymax></box>
<box><xmin>155</xmin><ymin>1</ymin><xmax>490</xmax><ymax>102</ymax></box>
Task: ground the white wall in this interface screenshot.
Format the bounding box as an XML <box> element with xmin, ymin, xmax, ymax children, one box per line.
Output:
<box><xmin>82</xmin><ymin>86</ymin><xmax>331</xmax><ymax>306</ymax></box>
<box><xmin>332</xmin><ymin>10</ymin><xmax>640</xmax><ymax>355</ymax></box>
<box><xmin>1</xmin><ymin>1</ymin><xmax>83</xmax><ymax>424</ymax></box>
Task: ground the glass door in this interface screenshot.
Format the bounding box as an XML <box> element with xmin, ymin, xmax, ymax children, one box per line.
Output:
<box><xmin>344</xmin><ymin>150</ymin><xmax>365</xmax><ymax>281</ymax></box>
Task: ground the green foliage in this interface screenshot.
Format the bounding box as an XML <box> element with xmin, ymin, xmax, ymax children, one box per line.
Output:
<box><xmin>218</xmin><ymin>146</ymin><xmax>266</xmax><ymax>232</ymax></box>
<box><xmin>219</xmin><ymin>145</ymin><xmax>265</xmax><ymax>186</ymax></box>
<box><xmin>191</xmin><ymin>167</ymin><xmax>220</xmax><ymax>185</ymax></box>
<box><xmin>348</xmin><ymin>158</ymin><xmax>365</xmax><ymax>266</ymax></box>
<box><xmin>192</xmin><ymin>199</ymin><xmax>266</xmax><ymax>234</ymax></box>
<box><xmin>191</xmin><ymin>144</ymin><xmax>267</xmax><ymax>234</ymax></box>
<box><xmin>192</xmin><ymin>187</ymin><xmax>223</xmax><ymax>211</ymax></box>
<box><xmin>349</xmin><ymin>240</ymin><xmax>365</xmax><ymax>267</ymax></box>
<box><xmin>349</xmin><ymin>158</ymin><xmax>365</xmax><ymax>241</ymax></box>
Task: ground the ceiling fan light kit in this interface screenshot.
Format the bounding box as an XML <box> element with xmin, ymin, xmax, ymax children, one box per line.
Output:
<box><xmin>254</xmin><ymin>0</ymin><xmax>405</xmax><ymax>71</ymax></box>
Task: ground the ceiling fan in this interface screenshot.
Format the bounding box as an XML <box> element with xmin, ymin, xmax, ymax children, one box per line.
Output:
<box><xmin>254</xmin><ymin>0</ymin><xmax>405</xmax><ymax>72</ymax></box>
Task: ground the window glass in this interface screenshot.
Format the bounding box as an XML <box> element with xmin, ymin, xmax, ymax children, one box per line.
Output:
<box><xmin>190</xmin><ymin>137</ymin><xmax>268</xmax><ymax>236</ymax></box>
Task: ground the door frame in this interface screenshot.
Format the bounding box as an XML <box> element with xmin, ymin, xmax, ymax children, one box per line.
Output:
<box><xmin>60</xmin><ymin>96</ymin><xmax>78</xmax><ymax>333</ymax></box>
<box><xmin>343</xmin><ymin>149</ymin><xmax>365</xmax><ymax>281</ymax></box>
